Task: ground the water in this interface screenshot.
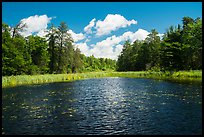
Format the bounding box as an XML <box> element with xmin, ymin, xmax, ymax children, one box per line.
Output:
<box><xmin>2</xmin><ymin>78</ymin><xmax>202</xmax><ymax>135</ymax></box>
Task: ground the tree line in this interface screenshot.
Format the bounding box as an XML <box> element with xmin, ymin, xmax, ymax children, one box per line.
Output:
<box><xmin>2</xmin><ymin>16</ymin><xmax>202</xmax><ymax>76</ymax></box>
<box><xmin>2</xmin><ymin>22</ymin><xmax>116</xmax><ymax>76</ymax></box>
<box><xmin>117</xmin><ymin>17</ymin><xmax>202</xmax><ymax>71</ymax></box>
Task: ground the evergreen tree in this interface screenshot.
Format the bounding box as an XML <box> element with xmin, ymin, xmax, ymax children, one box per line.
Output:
<box><xmin>46</xmin><ymin>24</ymin><xmax>58</xmax><ymax>73</ymax></box>
<box><xmin>56</xmin><ymin>22</ymin><xmax>73</xmax><ymax>73</ymax></box>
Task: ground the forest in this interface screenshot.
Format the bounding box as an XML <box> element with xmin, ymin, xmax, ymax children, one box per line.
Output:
<box><xmin>2</xmin><ymin>16</ymin><xmax>202</xmax><ymax>76</ymax></box>
<box><xmin>2</xmin><ymin>22</ymin><xmax>116</xmax><ymax>76</ymax></box>
<box><xmin>117</xmin><ymin>16</ymin><xmax>202</xmax><ymax>72</ymax></box>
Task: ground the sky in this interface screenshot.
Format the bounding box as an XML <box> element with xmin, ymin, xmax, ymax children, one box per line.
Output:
<box><xmin>2</xmin><ymin>2</ymin><xmax>202</xmax><ymax>60</ymax></box>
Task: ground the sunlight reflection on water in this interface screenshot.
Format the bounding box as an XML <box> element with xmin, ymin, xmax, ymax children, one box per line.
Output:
<box><xmin>2</xmin><ymin>78</ymin><xmax>202</xmax><ymax>135</ymax></box>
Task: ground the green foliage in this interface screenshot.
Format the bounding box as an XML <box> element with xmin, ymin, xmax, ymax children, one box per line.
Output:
<box><xmin>2</xmin><ymin>22</ymin><xmax>116</xmax><ymax>76</ymax></box>
<box><xmin>2</xmin><ymin>16</ymin><xmax>201</xmax><ymax>77</ymax></box>
<box><xmin>117</xmin><ymin>29</ymin><xmax>161</xmax><ymax>71</ymax></box>
<box><xmin>2</xmin><ymin>35</ymin><xmax>32</xmax><ymax>75</ymax></box>
<box><xmin>81</xmin><ymin>55</ymin><xmax>116</xmax><ymax>72</ymax></box>
<box><xmin>117</xmin><ymin>16</ymin><xmax>202</xmax><ymax>71</ymax></box>
<box><xmin>2</xmin><ymin>71</ymin><xmax>202</xmax><ymax>88</ymax></box>
<box><xmin>56</xmin><ymin>22</ymin><xmax>73</xmax><ymax>73</ymax></box>
<box><xmin>27</xmin><ymin>35</ymin><xmax>50</xmax><ymax>74</ymax></box>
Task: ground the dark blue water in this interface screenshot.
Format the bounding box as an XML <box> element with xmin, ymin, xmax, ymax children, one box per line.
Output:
<box><xmin>2</xmin><ymin>78</ymin><xmax>202</xmax><ymax>135</ymax></box>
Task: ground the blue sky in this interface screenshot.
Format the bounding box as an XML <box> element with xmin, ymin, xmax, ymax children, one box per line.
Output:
<box><xmin>2</xmin><ymin>2</ymin><xmax>202</xmax><ymax>59</ymax></box>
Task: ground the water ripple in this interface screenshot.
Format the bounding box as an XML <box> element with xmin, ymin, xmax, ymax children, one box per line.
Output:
<box><xmin>2</xmin><ymin>78</ymin><xmax>202</xmax><ymax>135</ymax></box>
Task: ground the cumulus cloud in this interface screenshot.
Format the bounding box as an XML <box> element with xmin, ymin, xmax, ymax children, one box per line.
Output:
<box><xmin>19</xmin><ymin>15</ymin><xmax>52</xmax><ymax>37</ymax></box>
<box><xmin>37</xmin><ymin>29</ymin><xmax>48</xmax><ymax>37</ymax></box>
<box><xmin>75</xmin><ymin>42</ymin><xmax>91</xmax><ymax>56</ymax></box>
<box><xmin>120</xmin><ymin>29</ymin><xmax>150</xmax><ymax>43</ymax></box>
<box><xmin>83</xmin><ymin>14</ymin><xmax>138</xmax><ymax>37</ymax></box>
<box><xmin>68</xmin><ymin>29</ymin><xmax>85</xmax><ymax>42</ymax></box>
<box><xmin>95</xmin><ymin>14</ymin><xmax>137</xmax><ymax>36</ymax></box>
<box><xmin>75</xmin><ymin>28</ymin><xmax>149</xmax><ymax>60</ymax></box>
<box><xmin>84</xmin><ymin>18</ymin><xmax>96</xmax><ymax>34</ymax></box>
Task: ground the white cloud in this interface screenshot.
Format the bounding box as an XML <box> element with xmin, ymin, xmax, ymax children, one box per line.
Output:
<box><xmin>85</xmin><ymin>39</ymin><xmax>90</xmax><ymax>43</ymax></box>
<box><xmin>120</xmin><ymin>29</ymin><xmax>150</xmax><ymax>43</ymax></box>
<box><xmin>157</xmin><ymin>33</ymin><xmax>164</xmax><ymax>39</ymax></box>
<box><xmin>88</xmin><ymin>42</ymin><xmax>123</xmax><ymax>60</ymax></box>
<box><xmin>95</xmin><ymin>14</ymin><xmax>137</xmax><ymax>36</ymax></box>
<box><xmin>19</xmin><ymin>15</ymin><xmax>52</xmax><ymax>37</ymax></box>
<box><xmin>75</xmin><ymin>28</ymin><xmax>149</xmax><ymax>60</ymax></box>
<box><xmin>114</xmin><ymin>44</ymin><xmax>123</xmax><ymax>53</ymax></box>
<box><xmin>68</xmin><ymin>29</ymin><xmax>85</xmax><ymax>42</ymax></box>
<box><xmin>75</xmin><ymin>42</ymin><xmax>91</xmax><ymax>56</ymax></box>
<box><xmin>37</xmin><ymin>29</ymin><xmax>48</xmax><ymax>37</ymax></box>
<box><xmin>18</xmin><ymin>30</ymin><xmax>32</xmax><ymax>37</ymax></box>
<box><xmin>84</xmin><ymin>18</ymin><xmax>96</xmax><ymax>34</ymax></box>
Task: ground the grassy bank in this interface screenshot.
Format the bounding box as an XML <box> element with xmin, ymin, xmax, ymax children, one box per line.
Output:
<box><xmin>110</xmin><ymin>70</ymin><xmax>202</xmax><ymax>84</ymax></box>
<box><xmin>2</xmin><ymin>70</ymin><xmax>202</xmax><ymax>88</ymax></box>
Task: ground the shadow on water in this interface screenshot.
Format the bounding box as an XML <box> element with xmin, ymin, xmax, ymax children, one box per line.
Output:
<box><xmin>2</xmin><ymin>78</ymin><xmax>202</xmax><ymax>135</ymax></box>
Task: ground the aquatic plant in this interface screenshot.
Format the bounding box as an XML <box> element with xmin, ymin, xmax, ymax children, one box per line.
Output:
<box><xmin>2</xmin><ymin>70</ymin><xmax>202</xmax><ymax>88</ymax></box>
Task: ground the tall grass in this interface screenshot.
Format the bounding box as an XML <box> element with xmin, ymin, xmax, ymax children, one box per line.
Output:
<box><xmin>2</xmin><ymin>70</ymin><xmax>202</xmax><ymax>88</ymax></box>
<box><xmin>2</xmin><ymin>72</ymin><xmax>111</xmax><ymax>88</ymax></box>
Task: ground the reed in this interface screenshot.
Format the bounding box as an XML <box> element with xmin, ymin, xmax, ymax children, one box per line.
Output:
<box><xmin>2</xmin><ymin>70</ymin><xmax>202</xmax><ymax>88</ymax></box>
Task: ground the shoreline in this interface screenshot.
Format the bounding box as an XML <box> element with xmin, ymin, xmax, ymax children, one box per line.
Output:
<box><xmin>2</xmin><ymin>71</ymin><xmax>202</xmax><ymax>88</ymax></box>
